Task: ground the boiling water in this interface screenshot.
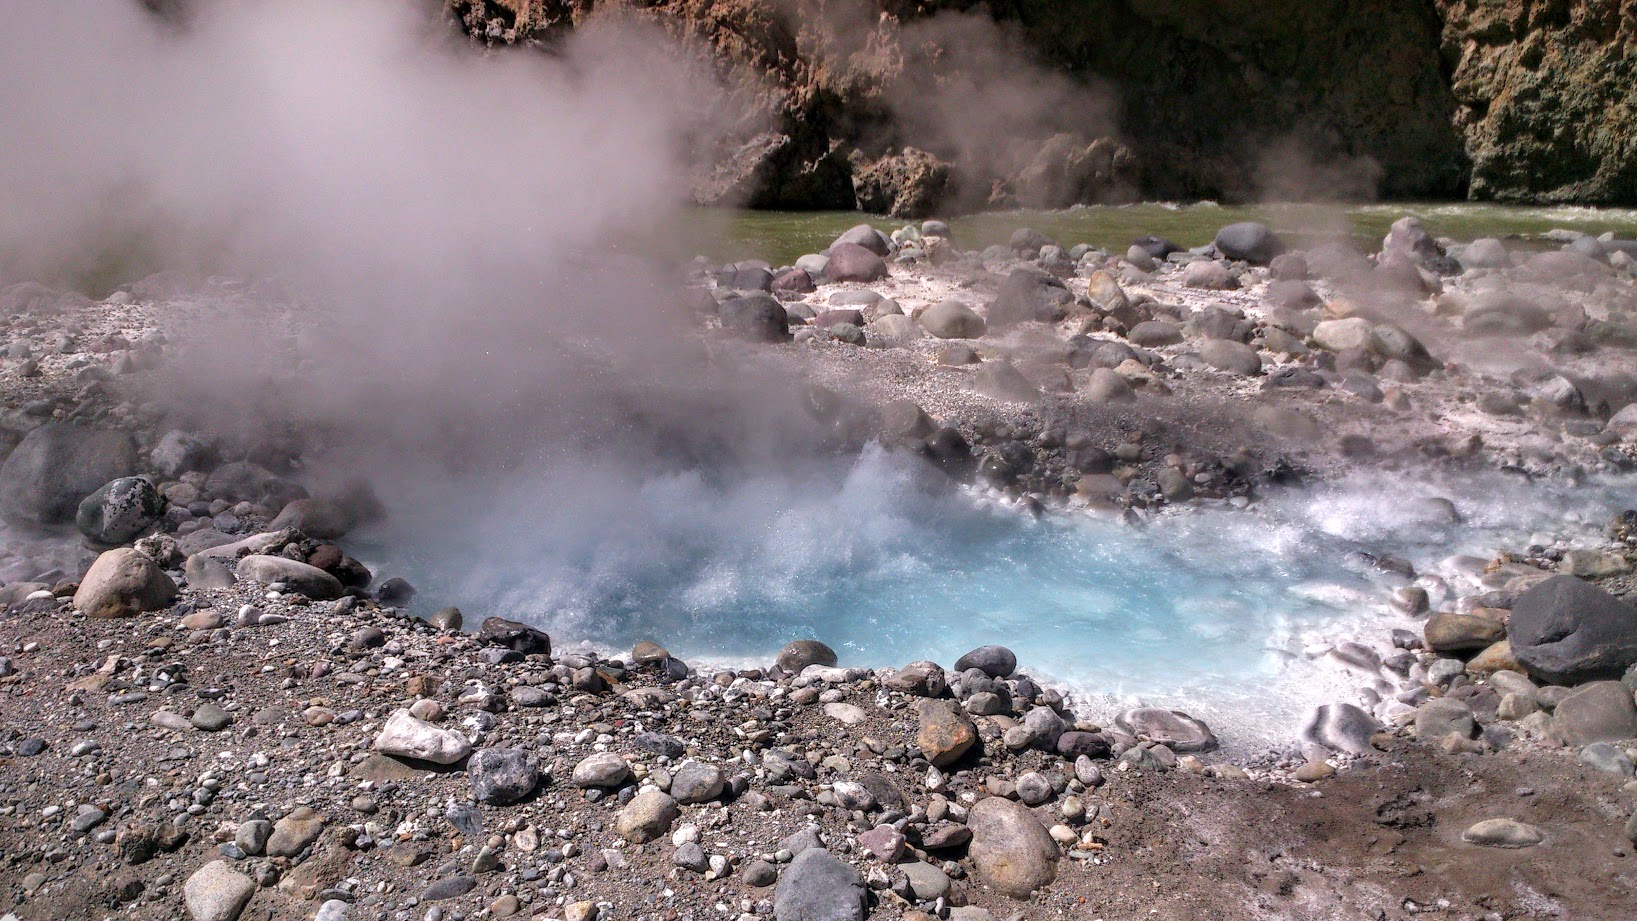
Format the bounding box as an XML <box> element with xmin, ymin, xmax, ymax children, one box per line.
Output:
<box><xmin>363</xmin><ymin>447</ymin><xmax>1634</xmax><ymax>749</ymax></box>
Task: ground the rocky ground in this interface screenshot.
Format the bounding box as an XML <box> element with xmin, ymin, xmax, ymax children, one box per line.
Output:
<box><xmin>6</xmin><ymin>216</ymin><xmax>1637</xmax><ymax>920</ymax></box>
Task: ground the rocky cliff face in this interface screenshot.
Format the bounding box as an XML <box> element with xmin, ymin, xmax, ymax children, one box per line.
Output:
<box><xmin>446</xmin><ymin>0</ymin><xmax>1633</xmax><ymax>212</ymax></box>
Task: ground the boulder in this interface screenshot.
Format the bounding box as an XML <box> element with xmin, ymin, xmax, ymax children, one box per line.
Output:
<box><xmin>469</xmin><ymin>748</ymin><xmax>539</xmax><ymax>805</ymax></box>
<box><xmin>1425</xmin><ymin>613</ymin><xmax>1507</xmax><ymax>654</ymax></box>
<box><xmin>777</xmin><ymin>639</ymin><xmax>837</xmax><ymax>673</ymax></box>
<box><xmin>1214</xmin><ymin>222</ymin><xmax>1282</xmax><ymax>264</ymax></box>
<box><xmin>0</xmin><ymin>424</ymin><xmax>136</xmax><ymax>528</ymax></box>
<box><xmin>973</xmin><ymin>361</ymin><xmax>1039</xmax><ymax>402</ymax></box>
<box><xmin>1509</xmin><ymin>576</ymin><xmax>1637</xmax><ymax>684</ymax></box>
<box><xmin>1127</xmin><ymin>320</ymin><xmax>1182</xmax><ymax>347</ymax></box>
<box><xmin>822</xmin><ymin>243</ymin><xmax>889</xmax><ymax>283</ymax></box>
<box><xmin>235</xmin><ymin>555</ymin><xmax>343</xmax><ymax>600</ymax></box>
<box><xmin>833</xmin><ymin>224</ymin><xmax>890</xmax><ymax>256</ymax></box>
<box><xmin>955</xmin><ymin>645</ymin><xmax>1017</xmax><ymax>678</ymax></box>
<box><xmin>1312</xmin><ymin>318</ymin><xmax>1377</xmax><ymax>353</ymax></box>
<box><xmin>917</xmin><ymin>699</ymin><xmax>977</xmax><ymax>766</ymax></box>
<box><xmin>1196</xmin><ymin>340</ymin><xmax>1261</xmax><ymax>375</ymax></box>
<box><xmin>74</xmin><ymin>548</ymin><xmax>177</xmax><ymax>618</ymax></box>
<box><xmin>372</xmin><ymin>709</ymin><xmax>471</xmax><ymax>765</ymax></box>
<box><xmin>1463</xmin><ymin>293</ymin><xmax>1551</xmax><ymax>337</ymax></box>
<box><xmin>966</xmin><ymin>797</ymin><xmax>1059</xmax><ymax>898</ymax></box>
<box><xmin>268</xmin><ymin>498</ymin><xmax>356</xmax><ymax>540</ymax></box>
<box><xmin>719</xmin><ymin>293</ymin><xmax>791</xmax><ymax>343</ymax></box>
<box><xmin>918</xmin><ymin>301</ymin><xmax>986</xmax><ymax>339</ymax></box>
<box><xmin>478</xmin><ymin>617</ymin><xmax>551</xmax><ymax>656</ymax></box>
<box><xmin>1300</xmin><ymin>702</ymin><xmax>1383</xmax><ymax>755</ymax></box>
<box><xmin>75</xmin><ymin>477</ymin><xmax>164</xmax><ymax>545</ymax></box>
<box><xmin>183</xmin><ymin>860</ymin><xmax>256</xmax><ymax>921</ymax></box>
<box><xmin>773</xmin><ymin>848</ymin><xmax>867</xmax><ymax>921</ymax></box>
<box><xmin>1551</xmin><ymin>681</ymin><xmax>1637</xmax><ymax>746</ymax></box>
<box><xmin>986</xmin><ymin>267</ymin><xmax>1073</xmax><ymax>329</ymax></box>
<box><xmin>617</xmin><ymin>789</ymin><xmax>679</xmax><ymax>843</ymax></box>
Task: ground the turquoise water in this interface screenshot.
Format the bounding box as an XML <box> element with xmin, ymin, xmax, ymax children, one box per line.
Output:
<box><xmin>362</xmin><ymin>447</ymin><xmax>1632</xmax><ymax>744</ymax></box>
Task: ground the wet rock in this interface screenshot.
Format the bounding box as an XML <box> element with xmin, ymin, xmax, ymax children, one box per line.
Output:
<box><xmin>1462</xmin><ymin>818</ymin><xmax>1542</xmax><ymax>848</ymax></box>
<box><xmin>1509</xmin><ymin>576</ymin><xmax>1637</xmax><ymax>684</ymax></box>
<box><xmin>235</xmin><ymin>555</ymin><xmax>343</xmax><ymax>600</ymax></box>
<box><xmin>74</xmin><ymin>547</ymin><xmax>178</xmax><ymax>618</ymax></box>
<box><xmin>1425</xmin><ymin>612</ymin><xmax>1507</xmax><ymax>654</ymax></box>
<box><xmin>0</xmin><ymin>424</ymin><xmax>137</xmax><ymax>528</ymax></box>
<box><xmin>1214</xmin><ymin>222</ymin><xmax>1281</xmax><ymax>264</ymax></box>
<box><xmin>955</xmin><ymin>645</ymin><xmax>1016</xmax><ymax>678</ymax></box>
<box><xmin>183</xmin><ymin>860</ymin><xmax>256</xmax><ymax>921</ymax></box>
<box><xmin>478</xmin><ymin>617</ymin><xmax>551</xmax><ymax>656</ymax></box>
<box><xmin>1301</xmin><ymin>702</ymin><xmax>1383</xmax><ymax>756</ymax></box>
<box><xmin>151</xmin><ymin>431</ymin><xmax>213</xmax><ymax>477</ymax></box>
<box><xmin>1115</xmin><ymin>707</ymin><xmax>1218</xmax><ymax>752</ymax></box>
<box><xmin>372</xmin><ymin>709</ymin><xmax>471</xmax><ymax>765</ymax></box>
<box><xmin>470</xmin><ymin>748</ymin><xmax>539</xmax><ymax>805</ymax></box>
<box><xmin>778</xmin><ymin>639</ymin><xmax>837</xmax><ymax>673</ymax></box>
<box><xmin>1551</xmin><ymin>681</ymin><xmax>1637</xmax><ymax>746</ymax></box>
<box><xmin>774</xmin><ymin>848</ymin><xmax>866</xmax><ymax>921</ymax></box>
<box><xmin>617</xmin><ymin>789</ymin><xmax>679</xmax><ymax>843</ymax></box>
<box><xmin>916</xmin><ymin>699</ymin><xmax>977</xmax><ymax>766</ymax></box>
<box><xmin>967</xmin><ymin>797</ymin><xmax>1059</xmax><ymax>898</ymax></box>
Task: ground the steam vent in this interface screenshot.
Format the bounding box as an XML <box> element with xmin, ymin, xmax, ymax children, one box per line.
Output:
<box><xmin>5</xmin><ymin>2</ymin><xmax>1637</xmax><ymax>920</ymax></box>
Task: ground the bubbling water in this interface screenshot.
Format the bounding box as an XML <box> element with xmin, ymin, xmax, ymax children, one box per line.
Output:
<box><xmin>362</xmin><ymin>445</ymin><xmax>1632</xmax><ymax>750</ymax></box>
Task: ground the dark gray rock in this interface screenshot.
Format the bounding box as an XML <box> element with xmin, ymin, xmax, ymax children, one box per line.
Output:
<box><xmin>1214</xmin><ymin>222</ymin><xmax>1282</xmax><ymax>264</ymax></box>
<box><xmin>478</xmin><ymin>617</ymin><xmax>551</xmax><ymax>656</ymax></box>
<box><xmin>954</xmin><ymin>645</ymin><xmax>1016</xmax><ymax>678</ymax></box>
<box><xmin>773</xmin><ymin>848</ymin><xmax>866</xmax><ymax>921</ymax></box>
<box><xmin>469</xmin><ymin>748</ymin><xmax>539</xmax><ymax>805</ymax></box>
<box><xmin>777</xmin><ymin>639</ymin><xmax>836</xmax><ymax>673</ymax></box>
<box><xmin>822</xmin><ymin>243</ymin><xmax>889</xmax><ymax>284</ymax></box>
<box><xmin>1509</xmin><ymin>576</ymin><xmax>1637</xmax><ymax>684</ymax></box>
<box><xmin>719</xmin><ymin>293</ymin><xmax>791</xmax><ymax>343</ymax></box>
<box><xmin>0</xmin><ymin>424</ymin><xmax>137</xmax><ymax>528</ymax></box>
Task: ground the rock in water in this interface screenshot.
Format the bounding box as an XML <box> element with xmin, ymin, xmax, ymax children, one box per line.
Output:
<box><xmin>954</xmin><ymin>645</ymin><xmax>1016</xmax><ymax>678</ymax></box>
<box><xmin>0</xmin><ymin>424</ymin><xmax>137</xmax><ymax>527</ymax></box>
<box><xmin>234</xmin><ymin>555</ymin><xmax>343</xmax><ymax>600</ymax></box>
<box><xmin>966</xmin><ymin>797</ymin><xmax>1059</xmax><ymax>898</ymax></box>
<box><xmin>372</xmin><ymin>709</ymin><xmax>471</xmax><ymax>765</ymax></box>
<box><xmin>469</xmin><ymin>748</ymin><xmax>539</xmax><ymax>805</ymax></box>
<box><xmin>1508</xmin><ymin>576</ymin><xmax>1637</xmax><ymax>684</ymax></box>
<box><xmin>184</xmin><ymin>860</ymin><xmax>256</xmax><ymax>921</ymax></box>
<box><xmin>1551</xmin><ymin>681</ymin><xmax>1637</xmax><ymax>746</ymax></box>
<box><xmin>74</xmin><ymin>548</ymin><xmax>178</xmax><ymax>618</ymax></box>
<box><xmin>76</xmin><ymin>476</ymin><xmax>163</xmax><ymax>545</ymax></box>
<box><xmin>1461</xmin><ymin>818</ymin><xmax>1543</xmax><ymax>848</ymax></box>
<box><xmin>1115</xmin><ymin>707</ymin><xmax>1218</xmax><ymax>752</ymax></box>
<box><xmin>917</xmin><ymin>699</ymin><xmax>977</xmax><ymax>766</ymax></box>
<box><xmin>1213</xmin><ymin>222</ymin><xmax>1282</xmax><ymax>264</ymax></box>
<box><xmin>773</xmin><ymin>848</ymin><xmax>867</xmax><ymax>921</ymax></box>
<box><xmin>1301</xmin><ymin>703</ymin><xmax>1384</xmax><ymax>755</ymax></box>
<box><xmin>777</xmin><ymin>639</ymin><xmax>837</xmax><ymax>673</ymax></box>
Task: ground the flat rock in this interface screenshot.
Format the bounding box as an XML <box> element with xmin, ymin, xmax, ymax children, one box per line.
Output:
<box><xmin>1115</xmin><ymin>707</ymin><xmax>1218</xmax><ymax>752</ymax></box>
<box><xmin>235</xmin><ymin>555</ymin><xmax>343</xmax><ymax>599</ymax></box>
<box><xmin>1462</xmin><ymin>818</ymin><xmax>1543</xmax><ymax>848</ymax></box>
<box><xmin>1426</xmin><ymin>612</ymin><xmax>1507</xmax><ymax>653</ymax></box>
<box><xmin>372</xmin><ymin>709</ymin><xmax>471</xmax><ymax>765</ymax></box>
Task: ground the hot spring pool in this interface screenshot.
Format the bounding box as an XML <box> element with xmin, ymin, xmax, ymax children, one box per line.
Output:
<box><xmin>360</xmin><ymin>447</ymin><xmax>1633</xmax><ymax>750</ymax></box>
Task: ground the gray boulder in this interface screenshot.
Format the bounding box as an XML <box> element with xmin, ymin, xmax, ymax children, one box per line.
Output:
<box><xmin>1301</xmin><ymin>702</ymin><xmax>1383</xmax><ymax>755</ymax></box>
<box><xmin>1197</xmin><ymin>340</ymin><xmax>1261</xmax><ymax>375</ymax></box>
<box><xmin>235</xmin><ymin>555</ymin><xmax>343</xmax><ymax>600</ymax></box>
<box><xmin>954</xmin><ymin>645</ymin><xmax>1016</xmax><ymax>678</ymax></box>
<box><xmin>1551</xmin><ymin>681</ymin><xmax>1637</xmax><ymax>746</ymax></box>
<box><xmin>1414</xmin><ymin>697</ymin><xmax>1475</xmax><ymax>740</ymax></box>
<box><xmin>919</xmin><ymin>301</ymin><xmax>986</xmax><ymax>339</ymax></box>
<box><xmin>0</xmin><ymin>424</ymin><xmax>137</xmax><ymax>528</ymax></box>
<box><xmin>76</xmin><ymin>477</ymin><xmax>164</xmax><ymax>545</ymax></box>
<box><xmin>822</xmin><ymin>243</ymin><xmax>889</xmax><ymax>284</ymax></box>
<box><xmin>986</xmin><ymin>267</ymin><xmax>1073</xmax><ymax>329</ymax></box>
<box><xmin>469</xmin><ymin>748</ymin><xmax>539</xmax><ymax>805</ymax></box>
<box><xmin>777</xmin><ymin>639</ymin><xmax>836</xmax><ymax>673</ymax></box>
<box><xmin>833</xmin><ymin>224</ymin><xmax>890</xmax><ymax>257</ymax></box>
<box><xmin>1463</xmin><ymin>293</ymin><xmax>1551</xmax><ymax>337</ymax></box>
<box><xmin>719</xmin><ymin>293</ymin><xmax>790</xmax><ymax>343</ymax></box>
<box><xmin>1509</xmin><ymin>575</ymin><xmax>1637</xmax><ymax>684</ymax></box>
<box><xmin>774</xmin><ymin>848</ymin><xmax>866</xmax><ymax>921</ymax></box>
<box><xmin>1214</xmin><ymin>222</ymin><xmax>1282</xmax><ymax>264</ymax></box>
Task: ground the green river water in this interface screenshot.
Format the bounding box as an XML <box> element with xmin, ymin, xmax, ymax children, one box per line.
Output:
<box><xmin>704</xmin><ymin>201</ymin><xmax>1637</xmax><ymax>268</ymax></box>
